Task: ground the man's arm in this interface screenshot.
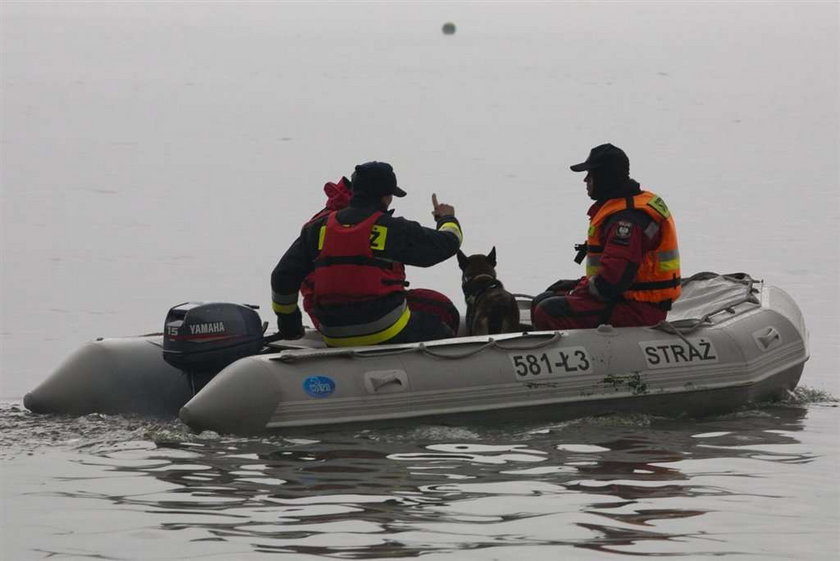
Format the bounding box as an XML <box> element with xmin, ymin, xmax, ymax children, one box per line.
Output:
<box><xmin>381</xmin><ymin>214</ymin><xmax>463</xmax><ymax>267</ymax></box>
<box><xmin>583</xmin><ymin>210</ymin><xmax>656</xmax><ymax>301</ymax></box>
<box><xmin>377</xmin><ymin>194</ymin><xmax>462</xmax><ymax>267</ymax></box>
<box><xmin>270</xmin><ymin>232</ymin><xmax>315</xmax><ymax>338</ymax></box>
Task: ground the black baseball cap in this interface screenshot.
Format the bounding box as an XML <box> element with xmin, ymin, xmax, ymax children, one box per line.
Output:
<box><xmin>570</xmin><ymin>143</ymin><xmax>630</xmax><ymax>174</ymax></box>
<box><xmin>351</xmin><ymin>161</ymin><xmax>407</xmax><ymax>197</ymax></box>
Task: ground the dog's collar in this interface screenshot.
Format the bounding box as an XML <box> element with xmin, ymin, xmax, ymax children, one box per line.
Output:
<box><xmin>463</xmin><ymin>274</ymin><xmax>504</xmax><ymax>305</ymax></box>
<box><xmin>462</xmin><ymin>273</ymin><xmax>496</xmax><ymax>286</ymax></box>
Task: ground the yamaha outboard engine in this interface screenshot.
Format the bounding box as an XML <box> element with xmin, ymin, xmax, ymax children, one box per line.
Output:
<box><xmin>163</xmin><ymin>302</ymin><xmax>265</xmax><ymax>391</ymax></box>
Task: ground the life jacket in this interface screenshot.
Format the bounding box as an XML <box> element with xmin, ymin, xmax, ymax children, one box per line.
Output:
<box><xmin>310</xmin><ymin>211</ymin><xmax>407</xmax><ymax>307</ymax></box>
<box><xmin>586</xmin><ymin>190</ymin><xmax>681</xmax><ymax>306</ymax></box>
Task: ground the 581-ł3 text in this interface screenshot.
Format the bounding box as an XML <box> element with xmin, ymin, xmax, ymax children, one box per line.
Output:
<box><xmin>509</xmin><ymin>347</ymin><xmax>592</xmax><ymax>378</ymax></box>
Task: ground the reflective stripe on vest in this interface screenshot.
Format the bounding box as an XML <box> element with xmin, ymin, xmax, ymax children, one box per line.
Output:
<box><xmin>586</xmin><ymin>190</ymin><xmax>681</xmax><ymax>304</ymax></box>
<box><xmin>586</xmin><ymin>248</ymin><xmax>680</xmax><ymax>277</ymax></box>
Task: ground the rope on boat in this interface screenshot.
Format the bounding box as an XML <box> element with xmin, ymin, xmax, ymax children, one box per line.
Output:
<box><xmin>655</xmin><ymin>318</ymin><xmax>709</xmax><ymax>336</ymax></box>
<box><xmin>418</xmin><ymin>331</ymin><xmax>565</xmax><ymax>360</ymax></box>
<box><xmin>652</xmin><ymin>272</ymin><xmax>761</xmax><ymax>357</ymax></box>
<box><xmin>273</xmin><ymin>331</ymin><xmax>565</xmax><ymax>362</ymax></box>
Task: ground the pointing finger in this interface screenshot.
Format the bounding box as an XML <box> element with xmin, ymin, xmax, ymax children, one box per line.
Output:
<box><xmin>432</xmin><ymin>193</ymin><xmax>439</xmax><ymax>207</ymax></box>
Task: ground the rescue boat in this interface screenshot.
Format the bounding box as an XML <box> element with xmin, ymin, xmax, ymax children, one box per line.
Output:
<box><xmin>23</xmin><ymin>273</ymin><xmax>808</xmax><ymax>435</ymax></box>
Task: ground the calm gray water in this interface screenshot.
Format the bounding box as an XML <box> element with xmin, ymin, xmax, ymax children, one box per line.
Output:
<box><xmin>2</xmin><ymin>2</ymin><xmax>838</xmax><ymax>559</ymax></box>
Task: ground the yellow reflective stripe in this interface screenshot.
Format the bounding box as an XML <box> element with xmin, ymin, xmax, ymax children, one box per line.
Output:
<box><xmin>370</xmin><ymin>225</ymin><xmax>388</xmax><ymax>250</ymax></box>
<box><xmin>272</xmin><ymin>302</ymin><xmax>299</xmax><ymax>314</ymax></box>
<box><xmin>657</xmin><ymin>249</ymin><xmax>680</xmax><ymax>272</ymax></box>
<box><xmin>318</xmin><ymin>226</ymin><xmax>326</xmax><ymax>250</ymax></box>
<box><xmin>438</xmin><ymin>221</ymin><xmax>463</xmax><ymax>244</ymax></box>
<box><xmin>659</xmin><ymin>258</ymin><xmax>680</xmax><ymax>272</ymax></box>
<box><xmin>646</xmin><ymin>196</ymin><xmax>671</xmax><ymax>219</ymax></box>
<box><xmin>272</xmin><ymin>291</ymin><xmax>299</xmax><ymax>313</ymax></box>
<box><xmin>586</xmin><ymin>255</ymin><xmax>601</xmax><ymax>276</ymax></box>
<box><xmin>322</xmin><ymin>307</ymin><xmax>411</xmax><ymax>347</ymax></box>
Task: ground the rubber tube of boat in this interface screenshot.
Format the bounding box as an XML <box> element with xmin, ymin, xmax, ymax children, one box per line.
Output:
<box><xmin>24</xmin><ymin>337</ymin><xmax>193</xmax><ymax>417</ymax></box>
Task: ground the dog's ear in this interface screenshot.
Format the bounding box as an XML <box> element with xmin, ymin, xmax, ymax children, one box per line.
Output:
<box><xmin>487</xmin><ymin>247</ymin><xmax>497</xmax><ymax>267</ymax></box>
<box><xmin>456</xmin><ymin>250</ymin><xmax>468</xmax><ymax>270</ymax></box>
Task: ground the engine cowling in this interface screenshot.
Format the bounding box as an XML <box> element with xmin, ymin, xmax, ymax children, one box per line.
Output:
<box><xmin>162</xmin><ymin>302</ymin><xmax>265</xmax><ymax>375</ymax></box>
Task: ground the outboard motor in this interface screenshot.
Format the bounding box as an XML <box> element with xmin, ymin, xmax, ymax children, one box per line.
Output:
<box><xmin>163</xmin><ymin>302</ymin><xmax>266</xmax><ymax>390</ymax></box>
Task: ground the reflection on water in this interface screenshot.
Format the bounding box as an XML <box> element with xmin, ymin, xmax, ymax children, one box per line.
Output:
<box><xmin>3</xmin><ymin>393</ymin><xmax>834</xmax><ymax>559</ymax></box>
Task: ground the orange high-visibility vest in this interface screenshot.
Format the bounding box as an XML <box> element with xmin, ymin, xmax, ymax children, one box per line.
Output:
<box><xmin>586</xmin><ymin>191</ymin><xmax>681</xmax><ymax>305</ymax></box>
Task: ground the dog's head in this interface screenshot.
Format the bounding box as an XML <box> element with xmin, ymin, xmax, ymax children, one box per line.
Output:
<box><xmin>457</xmin><ymin>247</ymin><xmax>497</xmax><ymax>283</ymax></box>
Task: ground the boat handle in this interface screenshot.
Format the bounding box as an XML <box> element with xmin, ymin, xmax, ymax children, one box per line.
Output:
<box><xmin>754</xmin><ymin>326</ymin><xmax>782</xmax><ymax>351</ymax></box>
<box><xmin>370</xmin><ymin>374</ymin><xmax>403</xmax><ymax>391</ymax></box>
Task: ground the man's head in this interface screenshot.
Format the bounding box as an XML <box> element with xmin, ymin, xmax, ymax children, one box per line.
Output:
<box><xmin>570</xmin><ymin>144</ymin><xmax>632</xmax><ymax>201</ymax></box>
<box><xmin>350</xmin><ymin>162</ymin><xmax>407</xmax><ymax>202</ymax></box>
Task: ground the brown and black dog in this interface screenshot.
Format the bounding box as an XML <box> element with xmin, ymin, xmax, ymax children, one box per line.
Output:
<box><xmin>457</xmin><ymin>247</ymin><xmax>520</xmax><ymax>335</ymax></box>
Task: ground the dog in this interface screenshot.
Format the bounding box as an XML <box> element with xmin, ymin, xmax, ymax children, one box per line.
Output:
<box><xmin>456</xmin><ymin>247</ymin><xmax>521</xmax><ymax>335</ymax></box>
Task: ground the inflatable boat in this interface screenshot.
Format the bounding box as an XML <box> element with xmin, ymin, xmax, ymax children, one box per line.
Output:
<box><xmin>24</xmin><ymin>273</ymin><xmax>808</xmax><ymax>435</ymax></box>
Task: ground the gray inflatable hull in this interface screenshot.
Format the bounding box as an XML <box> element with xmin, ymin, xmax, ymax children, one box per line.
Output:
<box><xmin>181</xmin><ymin>282</ymin><xmax>808</xmax><ymax>435</ymax></box>
<box><xmin>24</xmin><ymin>276</ymin><xmax>808</xmax><ymax>434</ymax></box>
<box><xmin>24</xmin><ymin>336</ymin><xmax>192</xmax><ymax>417</ymax></box>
